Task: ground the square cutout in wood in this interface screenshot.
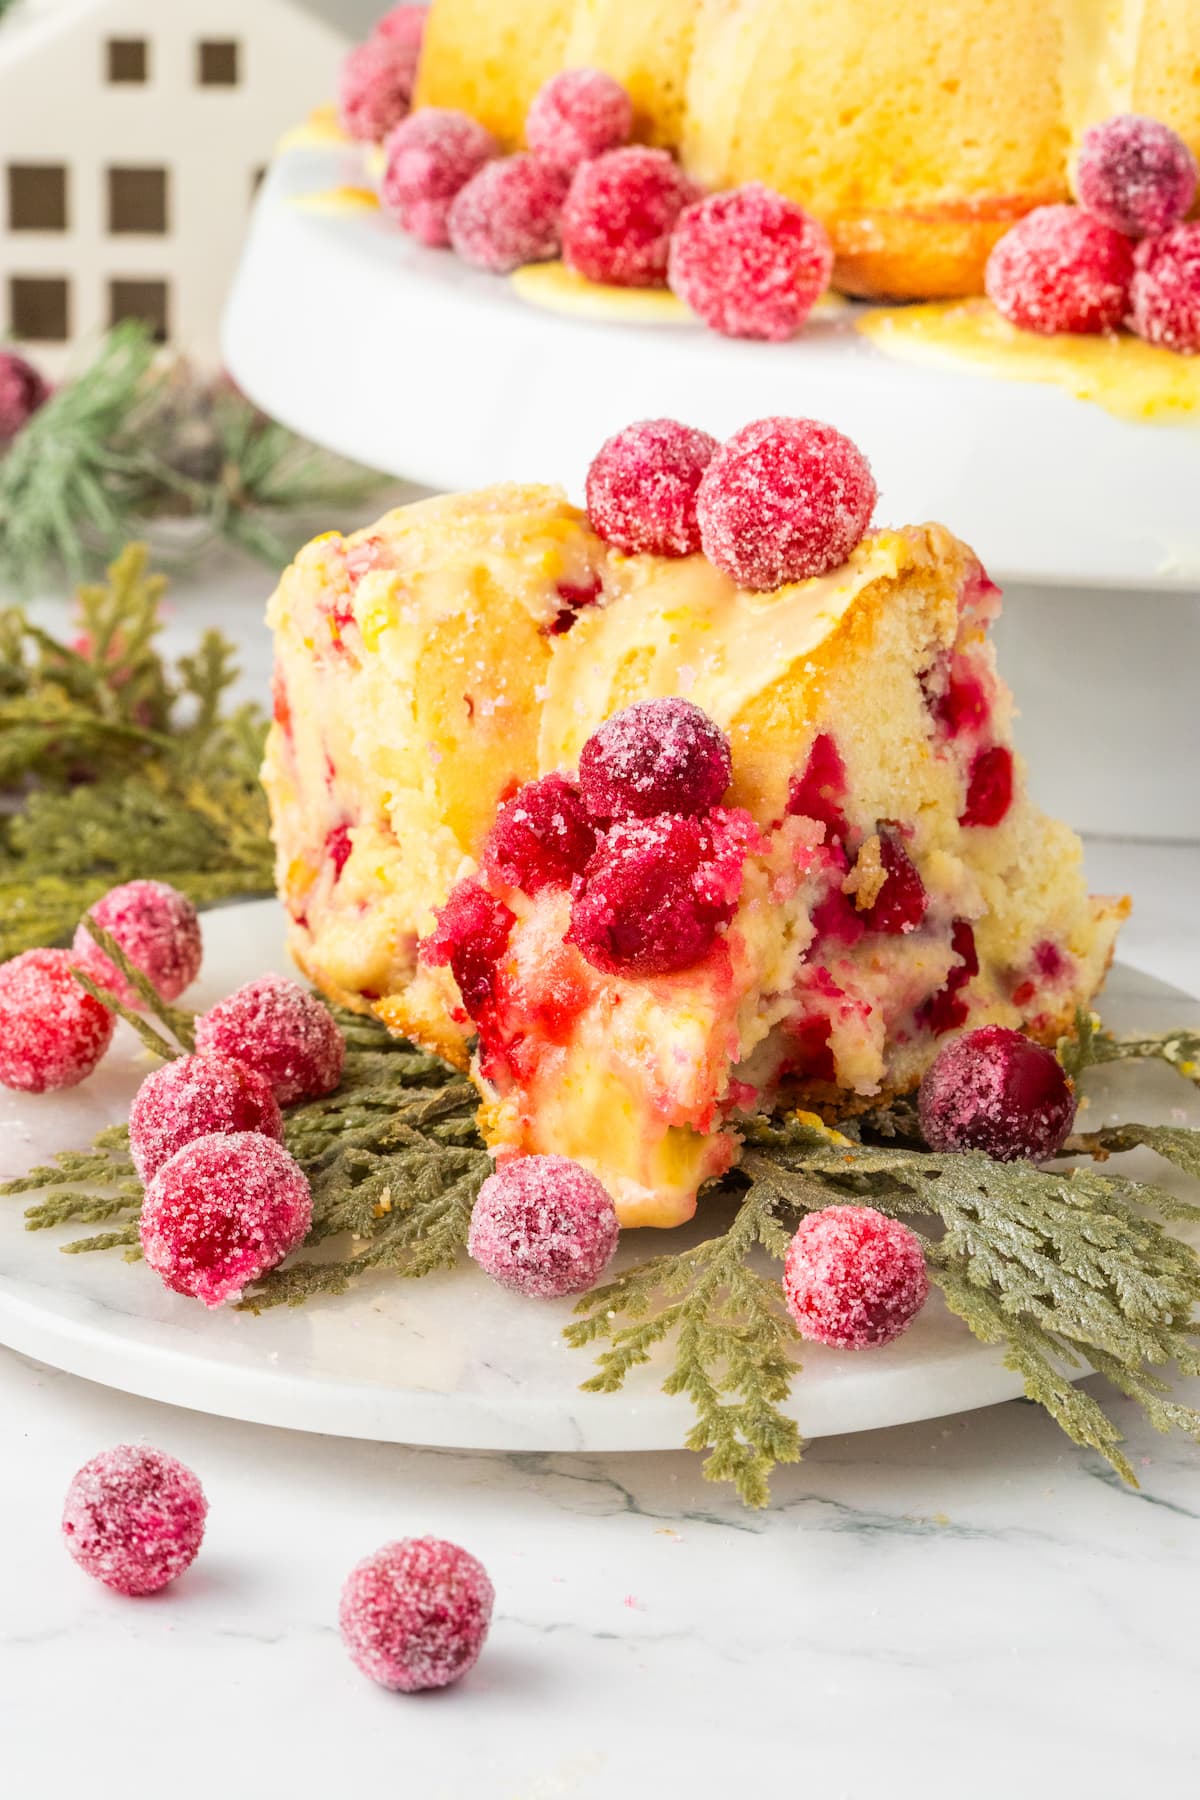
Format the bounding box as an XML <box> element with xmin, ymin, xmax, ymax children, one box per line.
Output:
<box><xmin>9</xmin><ymin>276</ymin><xmax>69</xmax><ymax>341</ymax></box>
<box><xmin>8</xmin><ymin>165</ymin><xmax>68</xmax><ymax>232</ymax></box>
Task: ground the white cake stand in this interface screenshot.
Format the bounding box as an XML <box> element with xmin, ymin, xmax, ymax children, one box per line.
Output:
<box><xmin>1</xmin><ymin>900</ymin><xmax>1197</xmax><ymax>1451</ymax></box>
<box><xmin>221</xmin><ymin>146</ymin><xmax>1200</xmax><ymax>840</ymax></box>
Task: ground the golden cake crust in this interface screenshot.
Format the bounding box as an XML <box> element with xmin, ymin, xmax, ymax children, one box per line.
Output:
<box><xmin>415</xmin><ymin>0</ymin><xmax>1200</xmax><ymax>300</ymax></box>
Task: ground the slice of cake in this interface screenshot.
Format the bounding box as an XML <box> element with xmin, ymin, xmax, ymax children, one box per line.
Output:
<box><xmin>263</xmin><ymin>432</ymin><xmax>1125</xmax><ymax>1228</ymax></box>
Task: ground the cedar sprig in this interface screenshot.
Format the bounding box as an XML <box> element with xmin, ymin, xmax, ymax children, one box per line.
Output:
<box><xmin>0</xmin><ymin>543</ymin><xmax>275</xmax><ymax>957</ymax></box>
<box><xmin>1059</xmin><ymin>1007</ymin><xmax>1200</xmax><ymax>1086</ymax></box>
<box><xmin>572</xmin><ymin>1111</ymin><xmax>1200</xmax><ymax>1503</ymax></box>
<box><xmin>565</xmin><ymin>1181</ymin><xmax>803</xmax><ymax>1507</ymax></box>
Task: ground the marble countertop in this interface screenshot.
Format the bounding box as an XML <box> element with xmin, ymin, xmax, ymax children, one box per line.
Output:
<box><xmin>7</xmin><ymin>562</ymin><xmax>1200</xmax><ymax>1796</ymax></box>
<box><xmin>1</xmin><ymin>834</ymin><xmax>1196</xmax><ymax>1800</ymax></box>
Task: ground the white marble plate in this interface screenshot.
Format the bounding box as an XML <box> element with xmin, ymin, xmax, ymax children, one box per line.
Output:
<box><xmin>1</xmin><ymin>900</ymin><xmax>1197</xmax><ymax>1449</ymax></box>
<box><xmin>222</xmin><ymin>146</ymin><xmax>1200</xmax><ymax>594</ymax></box>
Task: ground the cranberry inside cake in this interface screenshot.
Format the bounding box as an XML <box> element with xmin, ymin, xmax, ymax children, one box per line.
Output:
<box><xmin>263</xmin><ymin>486</ymin><xmax>1126</xmax><ymax>1227</ymax></box>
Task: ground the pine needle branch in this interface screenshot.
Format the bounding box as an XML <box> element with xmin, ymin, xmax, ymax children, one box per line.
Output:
<box><xmin>0</xmin><ymin>324</ymin><xmax>387</xmax><ymax>589</ymax></box>
<box><xmin>1060</xmin><ymin>1008</ymin><xmax>1200</xmax><ymax>1087</ymax></box>
<box><xmin>0</xmin><ymin>545</ymin><xmax>275</xmax><ymax>958</ymax></box>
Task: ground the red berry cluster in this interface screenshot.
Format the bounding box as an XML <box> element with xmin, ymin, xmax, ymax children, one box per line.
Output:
<box><xmin>0</xmin><ymin>879</ymin><xmax>202</xmax><ymax>1095</ymax></box>
<box><xmin>986</xmin><ymin>113</ymin><xmax>1200</xmax><ymax>352</ymax></box>
<box><xmin>422</xmin><ymin>699</ymin><xmax>750</xmax><ymax>1001</ymax></box>
<box><xmin>379</xmin><ymin>64</ymin><xmax>631</xmax><ymax>274</ymax></box>
<box><xmin>586</xmin><ymin>414</ymin><xmax>877</xmax><ymax>586</ymax></box>
<box><xmin>369</xmin><ymin>58</ymin><xmax>833</xmax><ymax>340</ymax></box>
<box><xmin>0</xmin><ymin>877</ymin><xmax>349</xmax><ymax>1308</ymax></box>
<box><xmin>131</xmin><ymin>973</ymin><xmax>346</xmax><ymax>1307</ymax></box>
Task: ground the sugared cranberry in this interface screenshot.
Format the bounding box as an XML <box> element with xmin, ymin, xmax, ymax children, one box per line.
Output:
<box><xmin>561</xmin><ymin>147</ymin><xmax>698</xmax><ymax>288</ymax></box>
<box><xmin>526</xmin><ymin>68</ymin><xmax>633</xmax><ymax>171</ymax></box>
<box><xmin>861</xmin><ymin>829</ymin><xmax>928</xmax><ymax>935</ymax></box>
<box><xmin>128</xmin><ymin>1054</ymin><xmax>283</xmax><ymax>1183</ymax></box>
<box><xmin>782</xmin><ymin>1205</ymin><xmax>928</xmax><ymax>1349</ymax></box>
<box><xmin>482</xmin><ymin>773</ymin><xmax>596</xmax><ymax>893</ymax></box>
<box><xmin>1130</xmin><ymin>223</ymin><xmax>1200</xmax><ymax>353</ymax></box>
<box><xmin>0</xmin><ymin>949</ymin><xmax>114</xmax><ymax>1093</ymax></box>
<box><xmin>786</xmin><ymin>732</ymin><xmax>848</xmax><ymax>841</ymax></box>
<box><xmin>195</xmin><ymin>973</ymin><xmax>345</xmax><ymax>1105</ymax></box>
<box><xmin>668</xmin><ymin>184</ymin><xmax>833</xmax><ymax>341</ymax></box>
<box><xmin>448</xmin><ymin>153</ymin><xmax>571</xmax><ymax>272</ymax></box>
<box><xmin>380</xmin><ymin>108</ymin><xmax>497</xmax><ymax>247</ymax></box>
<box><xmin>918</xmin><ymin>919</ymin><xmax>978</xmax><ymax>1036</ymax></box>
<box><xmin>696</xmin><ymin>417</ymin><xmax>877</xmax><ymax>590</ymax></box>
<box><xmin>985</xmin><ymin>204</ymin><xmax>1134</xmax><ymax>335</ymax></box>
<box><xmin>585</xmin><ymin>418</ymin><xmax>718</xmax><ymax>558</ymax></box>
<box><xmin>960</xmin><ymin>745</ymin><xmax>1014</xmax><ymax>829</ymax></box>
<box><xmin>373</xmin><ymin>4</ymin><xmax>427</xmax><ymax>50</ymax></box>
<box><xmin>140</xmin><ymin>1131</ymin><xmax>312</xmax><ymax>1308</ymax></box>
<box><xmin>468</xmin><ymin>1155</ymin><xmax>619</xmax><ymax>1296</ymax></box>
<box><xmin>62</xmin><ymin>1445</ymin><xmax>207</xmax><ymax>1596</ymax></box>
<box><xmin>578</xmin><ymin>698</ymin><xmax>732</xmax><ymax>821</ymax></box>
<box><xmin>568</xmin><ymin>807</ymin><xmax>751</xmax><ymax>977</ymax></box>
<box><xmin>73</xmin><ymin>879</ymin><xmax>202</xmax><ymax>1007</ymax></box>
<box><xmin>919</xmin><ymin>1024</ymin><xmax>1075</xmax><ymax>1162</ymax></box>
<box><xmin>1076</xmin><ymin>115</ymin><xmax>1197</xmax><ymax>239</ymax></box>
<box><xmin>338</xmin><ymin>35</ymin><xmax>417</xmax><ymax>141</ymax></box>
<box><xmin>421</xmin><ymin>879</ymin><xmax>515</xmax><ymax>1021</ymax></box>
<box><xmin>0</xmin><ymin>349</ymin><xmax>49</xmax><ymax>441</ymax></box>
<box><xmin>340</xmin><ymin>1538</ymin><xmax>494</xmax><ymax>1692</ymax></box>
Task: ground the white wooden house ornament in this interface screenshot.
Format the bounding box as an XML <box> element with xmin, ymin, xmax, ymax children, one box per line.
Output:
<box><xmin>0</xmin><ymin>0</ymin><xmax>348</xmax><ymax>370</ymax></box>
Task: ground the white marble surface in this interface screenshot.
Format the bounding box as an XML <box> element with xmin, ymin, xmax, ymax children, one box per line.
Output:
<box><xmin>0</xmin><ymin>836</ymin><xmax>1197</xmax><ymax>1797</ymax></box>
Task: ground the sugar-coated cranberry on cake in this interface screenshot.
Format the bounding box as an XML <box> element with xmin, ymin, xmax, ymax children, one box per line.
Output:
<box><xmin>263</xmin><ymin>425</ymin><xmax>1126</xmax><ymax>1228</ymax></box>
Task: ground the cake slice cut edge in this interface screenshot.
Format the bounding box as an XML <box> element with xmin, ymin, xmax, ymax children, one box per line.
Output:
<box><xmin>263</xmin><ymin>489</ymin><xmax>1128</xmax><ymax>1229</ymax></box>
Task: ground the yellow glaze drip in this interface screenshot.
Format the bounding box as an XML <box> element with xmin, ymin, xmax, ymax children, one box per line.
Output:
<box><xmin>858</xmin><ymin>300</ymin><xmax>1200</xmax><ymax>424</ymax></box>
<box><xmin>539</xmin><ymin>535</ymin><xmax>908</xmax><ymax>775</ymax></box>
<box><xmin>290</xmin><ymin>186</ymin><xmax>381</xmax><ymax>215</ymax></box>
<box><xmin>511</xmin><ymin>261</ymin><xmax>692</xmax><ymax>324</ymax></box>
<box><xmin>512</xmin><ymin>260</ymin><xmax>850</xmax><ymax>327</ymax></box>
<box><xmin>277</xmin><ymin>103</ymin><xmax>348</xmax><ymax>150</ymax></box>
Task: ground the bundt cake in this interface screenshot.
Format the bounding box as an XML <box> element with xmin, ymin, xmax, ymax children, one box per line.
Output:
<box><xmin>412</xmin><ymin>0</ymin><xmax>1200</xmax><ymax>298</ymax></box>
<box><xmin>263</xmin><ymin>481</ymin><xmax>1126</xmax><ymax>1228</ymax></box>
